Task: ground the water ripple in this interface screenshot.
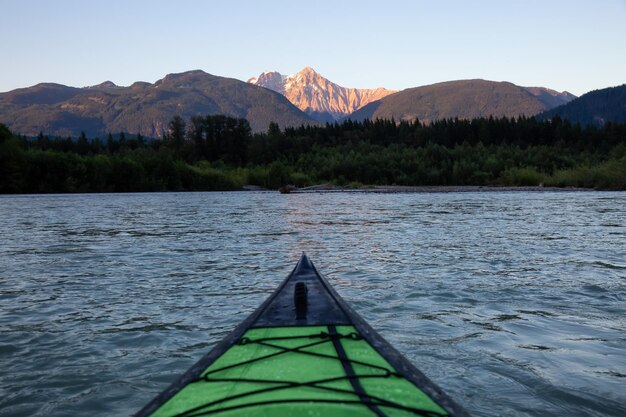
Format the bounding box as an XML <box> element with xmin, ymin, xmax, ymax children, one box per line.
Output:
<box><xmin>0</xmin><ymin>191</ymin><xmax>625</xmax><ymax>417</ymax></box>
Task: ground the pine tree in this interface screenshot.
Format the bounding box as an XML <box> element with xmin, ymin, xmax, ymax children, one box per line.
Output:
<box><xmin>168</xmin><ymin>116</ymin><xmax>186</xmax><ymax>150</ymax></box>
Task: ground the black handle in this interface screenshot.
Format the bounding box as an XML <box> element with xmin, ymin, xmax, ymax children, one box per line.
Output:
<box><xmin>294</xmin><ymin>282</ymin><xmax>308</xmax><ymax>320</ymax></box>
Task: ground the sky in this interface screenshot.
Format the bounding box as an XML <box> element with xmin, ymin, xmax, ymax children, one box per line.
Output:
<box><xmin>1</xmin><ymin>0</ymin><xmax>625</xmax><ymax>96</ymax></box>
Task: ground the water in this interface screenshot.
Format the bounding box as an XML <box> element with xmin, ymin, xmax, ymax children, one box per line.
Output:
<box><xmin>1</xmin><ymin>191</ymin><xmax>625</xmax><ymax>417</ymax></box>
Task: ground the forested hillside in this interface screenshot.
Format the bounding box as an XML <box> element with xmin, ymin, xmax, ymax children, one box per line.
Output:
<box><xmin>538</xmin><ymin>84</ymin><xmax>626</xmax><ymax>126</ymax></box>
<box><xmin>1</xmin><ymin>115</ymin><xmax>625</xmax><ymax>193</ymax></box>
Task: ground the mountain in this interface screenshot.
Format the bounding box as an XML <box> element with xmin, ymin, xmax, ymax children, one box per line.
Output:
<box><xmin>248</xmin><ymin>67</ymin><xmax>396</xmax><ymax>122</ymax></box>
<box><xmin>0</xmin><ymin>70</ymin><xmax>315</xmax><ymax>137</ymax></box>
<box><xmin>349</xmin><ymin>79</ymin><xmax>576</xmax><ymax>123</ymax></box>
<box><xmin>538</xmin><ymin>84</ymin><xmax>626</xmax><ymax>126</ymax></box>
<box><xmin>523</xmin><ymin>87</ymin><xmax>576</xmax><ymax>109</ymax></box>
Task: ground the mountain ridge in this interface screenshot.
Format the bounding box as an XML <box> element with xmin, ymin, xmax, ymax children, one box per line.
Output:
<box><xmin>249</xmin><ymin>67</ymin><xmax>397</xmax><ymax>122</ymax></box>
<box><xmin>0</xmin><ymin>69</ymin><xmax>591</xmax><ymax>138</ymax></box>
<box><xmin>349</xmin><ymin>79</ymin><xmax>575</xmax><ymax>123</ymax></box>
<box><xmin>0</xmin><ymin>70</ymin><xmax>315</xmax><ymax>137</ymax></box>
<box><xmin>523</xmin><ymin>86</ymin><xmax>576</xmax><ymax>108</ymax></box>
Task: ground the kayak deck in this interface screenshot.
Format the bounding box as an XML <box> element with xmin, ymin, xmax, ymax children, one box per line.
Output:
<box><xmin>135</xmin><ymin>254</ymin><xmax>470</xmax><ymax>417</ymax></box>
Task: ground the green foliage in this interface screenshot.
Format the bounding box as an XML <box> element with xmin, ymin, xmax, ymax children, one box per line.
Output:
<box><xmin>499</xmin><ymin>167</ymin><xmax>546</xmax><ymax>186</ymax></box>
<box><xmin>267</xmin><ymin>161</ymin><xmax>290</xmax><ymax>189</ymax></box>
<box><xmin>1</xmin><ymin>114</ymin><xmax>625</xmax><ymax>194</ymax></box>
<box><xmin>178</xmin><ymin>161</ymin><xmax>240</xmax><ymax>191</ymax></box>
<box><xmin>244</xmin><ymin>166</ymin><xmax>270</xmax><ymax>187</ymax></box>
<box><xmin>0</xmin><ymin>135</ymin><xmax>25</xmax><ymax>193</ymax></box>
<box><xmin>289</xmin><ymin>171</ymin><xmax>312</xmax><ymax>188</ymax></box>
<box><xmin>547</xmin><ymin>159</ymin><xmax>626</xmax><ymax>190</ymax></box>
<box><xmin>166</xmin><ymin>115</ymin><xmax>186</xmax><ymax>152</ymax></box>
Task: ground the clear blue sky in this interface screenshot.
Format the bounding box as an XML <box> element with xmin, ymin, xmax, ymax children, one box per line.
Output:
<box><xmin>2</xmin><ymin>0</ymin><xmax>625</xmax><ymax>96</ymax></box>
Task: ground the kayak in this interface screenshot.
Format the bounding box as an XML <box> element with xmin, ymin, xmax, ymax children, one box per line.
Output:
<box><xmin>135</xmin><ymin>254</ymin><xmax>470</xmax><ymax>417</ymax></box>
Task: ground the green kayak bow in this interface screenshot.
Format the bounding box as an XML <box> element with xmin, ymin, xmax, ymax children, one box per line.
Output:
<box><xmin>135</xmin><ymin>254</ymin><xmax>470</xmax><ymax>417</ymax></box>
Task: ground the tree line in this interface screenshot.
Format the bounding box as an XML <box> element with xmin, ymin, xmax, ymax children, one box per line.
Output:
<box><xmin>1</xmin><ymin>114</ymin><xmax>625</xmax><ymax>193</ymax></box>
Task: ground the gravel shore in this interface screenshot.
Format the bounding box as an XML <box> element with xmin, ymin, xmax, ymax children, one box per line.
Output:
<box><xmin>283</xmin><ymin>184</ymin><xmax>589</xmax><ymax>193</ymax></box>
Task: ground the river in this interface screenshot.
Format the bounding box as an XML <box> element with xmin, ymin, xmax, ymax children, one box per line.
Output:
<box><xmin>1</xmin><ymin>191</ymin><xmax>624</xmax><ymax>416</ymax></box>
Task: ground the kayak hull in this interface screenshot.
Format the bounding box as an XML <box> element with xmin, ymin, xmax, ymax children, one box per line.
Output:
<box><xmin>135</xmin><ymin>254</ymin><xmax>470</xmax><ymax>417</ymax></box>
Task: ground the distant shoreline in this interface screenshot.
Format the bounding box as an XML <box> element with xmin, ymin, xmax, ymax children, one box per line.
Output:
<box><xmin>278</xmin><ymin>184</ymin><xmax>595</xmax><ymax>194</ymax></box>
<box><xmin>1</xmin><ymin>185</ymin><xmax>615</xmax><ymax>196</ymax></box>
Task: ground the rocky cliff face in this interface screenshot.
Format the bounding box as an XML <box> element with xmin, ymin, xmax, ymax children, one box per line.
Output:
<box><xmin>249</xmin><ymin>67</ymin><xmax>396</xmax><ymax>122</ymax></box>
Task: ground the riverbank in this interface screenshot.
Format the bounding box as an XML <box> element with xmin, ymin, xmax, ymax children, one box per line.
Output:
<box><xmin>279</xmin><ymin>184</ymin><xmax>592</xmax><ymax>194</ymax></box>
